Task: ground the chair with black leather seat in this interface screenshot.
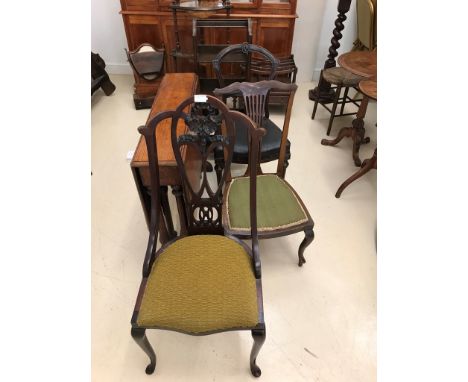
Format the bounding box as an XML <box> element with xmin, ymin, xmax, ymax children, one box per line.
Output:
<box><xmin>212</xmin><ymin>43</ymin><xmax>280</xmax><ymax>120</ymax></box>
<box><xmin>130</xmin><ymin>94</ymin><xmax>267</xmax><ymax>377</ymax></box>
<box><xmin>215</xmin><ymin>80</ymin><xmax>315</xmax><ymax>266</ymax></box>
<box><xmin>212</xmin><ymin>45</ymin><xmax>292</xmax><ymax>181</ymax></box>
<box><xmin>215</xmin><ymin>79</ymin><xmax>295</xmax><ymax>179</ymax></box>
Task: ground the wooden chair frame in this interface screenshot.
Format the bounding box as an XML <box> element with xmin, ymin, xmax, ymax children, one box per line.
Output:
<box><xmin>213</xmin><ymin>43</ymin><xmax>280</xmax><ymax>89</ymax></box>
<box><xmin>215</xmin><ymin>80</ymin><xmax>315</xmax><ymax>266</ymax></box>
<box><xmin>213</xmin><ymin>45</ymin><xmax>293</xmax><ymax>174</ymax></box>
<box><xmin>214</xmin><ymin>80</ymin><xmax>295</xmax><ymax>178</ymax></box>
<box><xmin>131</xmin><ymin>94</ymin><xmax>268</xmax><ymax>377</ymax></box>
<box><xmin>249</xmin><ymin>55</ymin><xmax>298</xmax><ymax>106</ymax></box>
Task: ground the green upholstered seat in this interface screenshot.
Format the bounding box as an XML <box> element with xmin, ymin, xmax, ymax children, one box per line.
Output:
<box><xmin>226</xmin><ymin>174</ymin><xmax>308</xmax><ymax>232</ymax></box>
<box><xmin>137</xmin><ymin>235</ymin><xmax>258</xmax><ymax>334</ymax></box>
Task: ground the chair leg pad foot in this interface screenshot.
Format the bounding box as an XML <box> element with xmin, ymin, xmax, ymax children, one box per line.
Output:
<box><xmin>251</xmin><ymin>365</ymin><xmax>262</xmax><ymax>377</ymax></box>
<box><xmin>145</xmin><ymin>364</ymin><xmax>156</xmax><ymax>375</ymax></box>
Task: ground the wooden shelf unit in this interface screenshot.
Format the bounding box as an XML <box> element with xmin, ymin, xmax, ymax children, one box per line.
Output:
<box><xmin>120</xmin><ymin>0</ymin><xmax>297</xmax><ymax>106</ymax></box>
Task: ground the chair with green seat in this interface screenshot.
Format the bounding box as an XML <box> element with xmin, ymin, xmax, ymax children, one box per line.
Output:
<box><xmin>215</xmin><ymin>80</ymin><xmax>315</xmax><ymax>266</ymax></box>
<box><xmin>131</xmin><ymin>95</ymin><xmax>267</xmax><ymax>377</ymax></box>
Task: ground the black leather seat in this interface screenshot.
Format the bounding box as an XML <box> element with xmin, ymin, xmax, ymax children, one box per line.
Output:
<box><xmin>213</xmin><ymin>44</ymin><xmax>294</xmax><ymax>168</ymax></box>
<box><xmin>233</xmin><ymin>117</ymin><xmax>291</xmax><ymax>164</ymax></box>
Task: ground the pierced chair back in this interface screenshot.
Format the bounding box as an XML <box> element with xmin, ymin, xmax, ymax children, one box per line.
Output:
<box><xmin>138</xmin><ymin>95</ymin><xmax>265</xmax><ymax>243</ymax></box>
<box><xmin>132</xmin><ymin>96</ymin><xmax>268</xmax><ymax>378</ymax></box>
<box><xmin>212</xmin><ymin>43</ymin><xmax>280</xmax><ymax>88</ymax></box>
<box><xmin>214</xmin><ymin>80</ymin><xmax>297</xmax><ymax>177</ymax></box>
<box><xmin>172</xmin><ymin>96</ymin><xmax>234</xmax><ymax>235</ymax></box>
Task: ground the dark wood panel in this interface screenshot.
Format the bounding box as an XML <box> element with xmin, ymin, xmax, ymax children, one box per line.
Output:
<box><xmin>257</xmin><ymin>18</ymin><xmax>294</xmax><ymax>57</ymax></box>
<box><xmin>161</xmin><ymin>16</ymin><xmax>196</xmax><ymax>73</ymax></box>
<box><xmin>126</xmin><ymin>15</ymin><xmax>164</xmax><ymax>50</ymax></box>
<box><xmin>120</xmin><ymin>0</ymin><xmax>298</xmax><ymax>13</ymax></box>
<box><xmin>198</xmin><ymin>19</ymin><xmax>257</xmax><ymax>78</ymax></box>
<box><xmin>120</xmin><ymin>1</ymin><xmax>297</xmax><ymax>107</ymax></box>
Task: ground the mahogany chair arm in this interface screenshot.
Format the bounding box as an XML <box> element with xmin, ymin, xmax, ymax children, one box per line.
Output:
<box><xmin>137</xmin><ymin>125</ymin><xmax>160</xmax><ymax>277</ymax></box>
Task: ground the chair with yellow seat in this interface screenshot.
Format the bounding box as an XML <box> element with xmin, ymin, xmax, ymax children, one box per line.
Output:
<box><xmin>214</xmin><ymin>80</ymin><xmax>315</xmax><ymax>266</ymax></box>
<box><xmin>131</xmin><ymin>95</ymin><xmax>267</xmax><ymax>377</ymax></box>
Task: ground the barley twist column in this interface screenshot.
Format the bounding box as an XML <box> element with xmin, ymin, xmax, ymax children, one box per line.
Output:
<box><xmin>309</xmin><ymin>0</ymin><xmax>352</xmax><ymax>103</ymax></box>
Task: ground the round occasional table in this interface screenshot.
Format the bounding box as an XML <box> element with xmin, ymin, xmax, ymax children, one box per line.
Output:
<box><xmin>321</xmin><ymin>50</ymin><xmax>377</xmax><ymax>166</ymax></box>
<box><xmin>335</xmin><ymin>79</ymin><xmax>377</xmax><ymax>198</ymax></box>
<box><xmin>338</xmin><ymin>50</ymin><xmax>377</xmax><ymax>78</ymax></box>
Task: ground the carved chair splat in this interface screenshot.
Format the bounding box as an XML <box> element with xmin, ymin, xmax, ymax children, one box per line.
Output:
<box><xmin>130</xmin><ymin>94</ymin><xmax>268</xmax><ymax>377</ymax></box>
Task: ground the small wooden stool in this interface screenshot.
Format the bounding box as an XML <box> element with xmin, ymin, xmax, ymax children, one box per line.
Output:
<box><xmin>335</xmin><ymin>79</ymin><xmax>377</xmax><ymax>198</ymax></box>
<box><xmin>312</xmin><ymin>67</ymin><xmax>364</xmax><ymax>135</ymax></box>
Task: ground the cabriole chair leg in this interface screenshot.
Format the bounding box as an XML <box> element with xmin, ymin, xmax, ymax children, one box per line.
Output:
<box><xmin>250</xmin><ymin>328</ymin><xmax>266</xmax><ymax>377</ymax></box>
<box><xmin>298</xmin><ymin>226</ymin><xmax>314</xmax><ymax>266</ymax></box>
<box><xmin>131</xmin><ymin>327</ymin><xmax>157</xmax><ymax>375</ymax></box>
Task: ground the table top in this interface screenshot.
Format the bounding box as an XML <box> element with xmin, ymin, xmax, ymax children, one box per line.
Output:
<box><xmin>131</xmin><ymin>73</ymin><xmax>199</xmax><ymax>168</ymax></box>
<box><xmin>338</xmin><ymin>50</ymin><xmax>377</xmax><ymax>78</ymax></box>
<box><xmin>359</xmin><ymin>79</ymin><xmax>377</xmax><ymax>100</ymax></box>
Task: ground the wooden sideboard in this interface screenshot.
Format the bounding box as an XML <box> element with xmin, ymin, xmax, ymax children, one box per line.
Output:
<box><xmin>120</xmin><ymin>0</ymin><xmax>297</xmax><ymax>103</ymax></box>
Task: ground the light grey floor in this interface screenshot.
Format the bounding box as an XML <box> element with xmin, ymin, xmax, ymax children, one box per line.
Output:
<box><xmin>91</xmin><ymin>75</ymin><xmax>376</xmax><ymax>382</ymax></box>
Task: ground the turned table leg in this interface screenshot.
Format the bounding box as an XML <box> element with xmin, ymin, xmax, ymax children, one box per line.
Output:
<box><xmin>321</xmin><ymin>95</ymin><xmax>370</xmax><ymax>166</ymax></box>
<box><xmin>335</xmin><ymin>148</ymin><xmax>377</xmax><ymax>198</ymax></box>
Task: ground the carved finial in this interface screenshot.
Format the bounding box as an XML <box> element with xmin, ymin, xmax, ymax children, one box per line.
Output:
<box><xmin>241</xmin><ymin>42</ymin><xmax>250</xmax><ymax>54</ymax></box>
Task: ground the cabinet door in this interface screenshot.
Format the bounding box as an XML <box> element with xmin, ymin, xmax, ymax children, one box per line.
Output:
<box><xmin>161</xmin><ymin>16</ymin><xmax>195</xmax><ymax>73</ymax></box>
<box><xmin>256</xmin><ymin>18</ymin><xmax>294</xmax><ymax>58</ymax></box>
<box><xmin>124</xmin><ymin>15</ymin><xmax>164</xmax><ymax>51</ymax></box>
<box><xmin>202</xmin><ymin>19</ymin><xmax>258</xmax><ymax>78</ymax></box>
<box><xmin>208</xmin><ymin>19</ymin><xmax>257</xmax><ymax>45</ymax></box>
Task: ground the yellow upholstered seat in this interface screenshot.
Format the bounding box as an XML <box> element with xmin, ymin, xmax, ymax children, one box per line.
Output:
<box><xmin>136</xmin><ymin>235</ymin><xmax>259</xmax><ymax>334</ymax></box>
